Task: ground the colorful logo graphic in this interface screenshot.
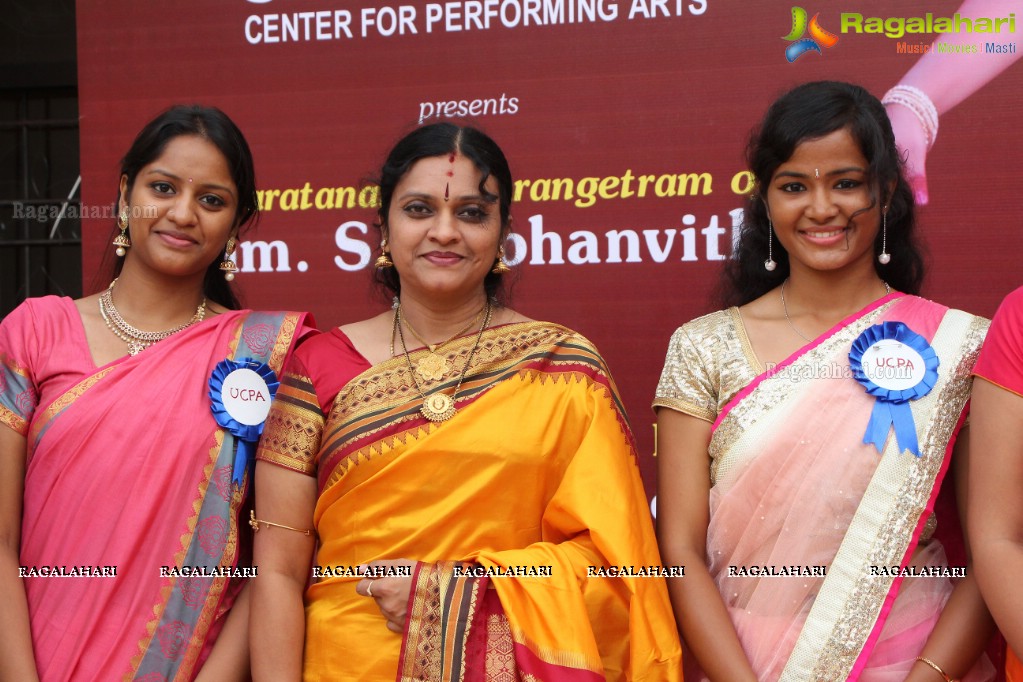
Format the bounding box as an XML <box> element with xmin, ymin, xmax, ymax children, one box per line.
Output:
<box><xmin>783</xmin><ymin>7</ymin><xmax>839</xmax><ymax>61</ymax></box>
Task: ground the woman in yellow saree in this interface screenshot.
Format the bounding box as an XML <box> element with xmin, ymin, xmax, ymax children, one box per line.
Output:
<box><xmin>654</xmin><ymin>82</ymin><xmax>994</xmax><ymax>681</ymax></box>
<box><xmin>250</xmin><ymin>123</ymin><xmax>682</xmax><ymax>681</ymax></box>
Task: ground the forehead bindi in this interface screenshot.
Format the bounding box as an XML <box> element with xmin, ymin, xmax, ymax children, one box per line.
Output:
<box><xmin>145</xmin><ymin>136</ymin><xmax>236</xmax><ymax>193</ymax></box>
<box><xmin>779</xmin><ymin>128</ymin><xmax>868</xmax><ymax>177</ymax></box>
<box><xmin>444</xmin><ymin>153</ymin><xmax>455</xmax><ymax>200</ymax></box>
<box><xmin>400</xmin><ymin>154</ymin><xmax>492</xmax><ymax>199</ymax></box>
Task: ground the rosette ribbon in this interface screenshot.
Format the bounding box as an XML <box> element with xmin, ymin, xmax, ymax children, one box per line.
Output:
<box><xmin>209</xmin><ymin>358</ymin><xmax>280</xmax><ymax>485</ymax></box>
<box><xmin>849</xmin><ymin>322</ymin><xmax>939</xmax><ymax>457</ymax></box>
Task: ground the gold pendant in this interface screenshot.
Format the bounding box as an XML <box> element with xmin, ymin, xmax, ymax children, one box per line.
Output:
<box><xmin>421</xmin><ymin>393</ymin><xmax>456</xmax><ymax>422</ymax></box>
<box><xmin>128</xmin><ymin>342</ymin><xmax>145</xmax><ymax>356</ymax></box>
<box><xmin>415</xmin><ymin>353</ymin><xmax>449</xmax><ymax>381</ymax></box>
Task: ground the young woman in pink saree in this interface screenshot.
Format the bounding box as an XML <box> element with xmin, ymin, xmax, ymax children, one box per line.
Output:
<box><xmin>0</xmin><ymin>106</ymin><xmax>312</xmax><ymax>681</ymax></box>
<box><xmin>654</xmin><ymin>82</ymin><xmax>995</xmax><ymax>681</ymax></box>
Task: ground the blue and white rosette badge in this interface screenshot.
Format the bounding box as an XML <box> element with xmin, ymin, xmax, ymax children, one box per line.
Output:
<box><xmin>849</xmin><ymin>322</ymin><xmax>939</xmax><ymax>457</ymax></box>
<box><xmin>209</xmin><ymin>358</ymin><xmax>279</xmax><ymax>485</ymax></box>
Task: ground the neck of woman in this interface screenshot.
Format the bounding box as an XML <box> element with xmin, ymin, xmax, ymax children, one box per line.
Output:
<box><xmin>109</xmin><ymin>262</ymin><xmax>209</xmax><ymax>329</ymax></box>
<box><xmin>784</xmin><ymin>265</ymin><xmax>891</xmax><ymax>322</ymax></box>
<box><xmin>397</xmin><ymin>289</ymin><xmax>490</xmax><ymax>345</ymax></box>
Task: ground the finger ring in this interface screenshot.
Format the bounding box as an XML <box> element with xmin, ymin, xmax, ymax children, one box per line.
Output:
<box><xmin>366</xmin><ymin>580</ymin><xmax>375</xmax><ymax>597</ymax></box>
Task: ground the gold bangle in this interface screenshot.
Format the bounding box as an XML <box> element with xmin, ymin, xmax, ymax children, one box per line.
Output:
<box><xmin>916</xmin><ymin>656</ymin><xmax>955</xmax><ymax>682</ymax></box>
<box><xmin>249</xmin><ymin>510</ymin><xmax>312</xmax><ymax>536</ymax></box>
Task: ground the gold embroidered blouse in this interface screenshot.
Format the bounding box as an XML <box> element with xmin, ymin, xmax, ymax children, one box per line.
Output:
<box><xmin>652</xmin><ymin>308</ymin><xmax>761</xmax><ymax>423</ymax></box>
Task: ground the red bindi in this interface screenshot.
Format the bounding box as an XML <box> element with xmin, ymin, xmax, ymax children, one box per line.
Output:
<box><xmin>444</xmin><ymin>153</ymin><xmax>455</xmax><ymax>200</ymax></box>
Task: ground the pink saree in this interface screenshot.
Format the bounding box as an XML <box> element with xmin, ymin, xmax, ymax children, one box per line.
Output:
<box><xmin>705</xmin><ymin>294</ymin><xmax>990</xmax><ymax>681</ymax></box>
<box><xmin>0</xmin><ymin>296</ymin><xmax>311</xmax><ymax>681</ymax></box>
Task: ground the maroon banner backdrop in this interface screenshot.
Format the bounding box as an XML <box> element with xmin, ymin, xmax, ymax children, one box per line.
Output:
<box><xmin>77</xmin><ymin>0</ymin><xmax>1022</xmax><ymax>503</ymax></box>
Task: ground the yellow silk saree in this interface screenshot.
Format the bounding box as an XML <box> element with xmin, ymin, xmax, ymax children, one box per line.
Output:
<box><xmin>257</xmin><ymin>322</ymin><xmax>682</xmax><ymax>681</ymax></box>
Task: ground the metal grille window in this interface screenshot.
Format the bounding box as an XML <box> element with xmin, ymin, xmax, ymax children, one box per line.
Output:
<box><xmin>0</xmin><ymin>89</ymin><xmax>80</xmax><ymax>318</ymax></box>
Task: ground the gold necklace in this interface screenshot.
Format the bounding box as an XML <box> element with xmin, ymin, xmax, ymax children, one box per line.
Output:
<box><xmin>395</xmin><ymin>301</ymin><xmax>492</xmax><ymax>422</ymax></box>
<box><xmin>99</xmin><ymin>279</ymin><xmax>207</xmax><ymax>355</ymax></box>
<box><xmin>400</xmin><ymin>307</ymin><xmax>485</xmax><ymax>381</ymax></box>
<box><xmin>781</xmin><ymin>278</ymin><xmax>891</xmax><ymax>342</ymax></box>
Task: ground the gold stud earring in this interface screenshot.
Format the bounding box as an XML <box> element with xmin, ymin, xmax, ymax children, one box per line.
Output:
<box><xmin>113</xmin><ymin>208</ymin><xmax>131</xmax><ymax>257</ymax></box>
<box><xmin>220</xmin><ymin>237</ymin><xmax>238</xmax><ymax>281</ymax></box>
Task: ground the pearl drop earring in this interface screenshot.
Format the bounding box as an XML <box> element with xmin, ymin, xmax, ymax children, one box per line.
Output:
<box><xmin>764</xmin><ymin>220</ymin><xmax>777</xmax><ymax>271</ymax></box>
<box><xmin>878</xmin><ymin>209</ymin><xmax>891</xmax><ymax>264</ymax></box>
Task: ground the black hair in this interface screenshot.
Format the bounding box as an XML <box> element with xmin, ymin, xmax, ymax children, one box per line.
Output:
<box><xmin>106</xmin><ymin>105</ymin><xmax>259</xmax><ymax>309</ymax></box>
<box><xmin>372</xmin><ymin>122</ymin><xmax>513</xmax><ymax>302</ymax></box>
<box><xmin>722</xmin><ymin>81</ymin><xmax>924</xmax><ymax>307</ymax></box>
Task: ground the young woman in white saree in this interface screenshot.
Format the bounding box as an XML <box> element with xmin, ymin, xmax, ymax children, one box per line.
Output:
<box><xmin>654</xmin><ymin>81</ymin><xmax>995</xmax><ymax>682</ymax></box>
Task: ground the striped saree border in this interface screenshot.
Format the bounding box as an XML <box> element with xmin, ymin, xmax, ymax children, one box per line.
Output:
<box><xmin>256</xmin><ymin>371</ymin><xmax>324</xmax><ymax>475</ymax></box>
<box><xmin>128</xmin><ymin>311</ymin><xmax>305</xmax><ymax>681</ymax></box>
<box><xmin>398</xmin><ymin>561</ymin><xmax>490</xmax><ymax>682</ymax></box>
<box><xmin>317</xmin><ymin>322</ymin><xmax>631</xmax><ymax>494</ymax></box>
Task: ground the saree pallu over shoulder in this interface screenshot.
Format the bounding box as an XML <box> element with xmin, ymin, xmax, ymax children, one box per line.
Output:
<box><xmin>706</xmin><ymin>295</ymin><xmax>988</xmax><ymax>681</ymax></box>
<box><xmin>261</xmin><ymin>322</ymin><xmax>682</xmax><ymax>681</ymax></box>
<box><xmin>19</xmin><ymin>310</ymin><xmax>309</xmax><ymax>682</ymax></box>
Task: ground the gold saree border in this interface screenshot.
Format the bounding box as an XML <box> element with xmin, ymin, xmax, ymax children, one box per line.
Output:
<box><xmin>316</xmin><ymin>322</ymin><xmax>627</xmax><ymax>495</ymax></box>
<box><xmin>400</xmin><ymin>562</ymin><xmax>445</xmax><ymax>680</ymax></box>
<box><xmin>777</xmin><ymin>311</ymin><xmax>988</xmax><ymax>681</ymax></box>
<box><xmin>399</xmin><ymin>561</ymin><xmax>490</xmax><ymax>681</ymax></box>
<box><xmin>27</xmin><ymin>367</ymin><xmax>116</xmax><ymax>451</ymax></box>
<box><xmin>509</xmin><ymin>624</ymin><xmax>606</xmax><ymax>674</ymax></box>
<box><xmin>257</xmin><ymin>372</ymin><xmax>324</xmax><ymax>475</ymax></box>
<box><xmin>269</xmin><ymin>312</ymin><xmax>301</xmax><ymax>373</ymax></box>
<box><xmin>0</xmin><ymin>404</ymin><xmax>23</xmax><ymax>434</ymax></box>
<box><xmin>398</xmin><ymin>562</ymin><xmax>598</xmax><ymax>681</ymax></box>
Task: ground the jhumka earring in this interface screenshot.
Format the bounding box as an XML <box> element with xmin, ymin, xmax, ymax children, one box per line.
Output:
<box><xmin>113</xmin><ymin>208</ymin><xmax>132</xmax><ymax>256</ymax></box>
<box><xmin>220</xmin><ymin>237</ymin><xmax>238</xmax><ymax>281</ymax></box>
<box><xmin>375</xmin><ymin>240</ymin><xmax>394</xmax><ymax>269</ymax></box>
<box><xmin>492</xmin><ymin>245</ymin><xmax>511</xmax><ymax>274</ymax></box>
<box><xmin>764</xmin><ymin>220</ymin><xmax>777</xmax><ymax>271</ymax></box>
<box><xmin>878</xmin><ymin>209</ymin><xmax>891</xmax><ymax>264</ymax></box>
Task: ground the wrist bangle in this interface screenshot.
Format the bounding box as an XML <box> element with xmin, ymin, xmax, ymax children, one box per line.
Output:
<box><xmin>916</xmin><ymin>656</ymin><xmax>956</xmax><ymax>682</ymax></box>
<box><xmin>882</xmin><ymin>85</ymin><xmax>939</xmax><ymax>150</ymax></box>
